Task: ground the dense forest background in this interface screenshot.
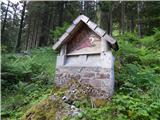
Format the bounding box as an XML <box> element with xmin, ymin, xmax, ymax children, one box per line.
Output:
<box><xmin>1</xmin><ymin>1</ymin><xmax>160</xmax><ymax>120</ymax></box>
<box><xmin>1</xmin><ymin>1</ymin><xmax>160</xmax><ymax>52</ymax></box>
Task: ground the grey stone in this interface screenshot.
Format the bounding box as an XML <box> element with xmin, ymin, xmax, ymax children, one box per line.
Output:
<box><xmin>55</xmin><ymin>66</ymin><xmax>114</xmax><ymax>98</ymax></box>
<box><xmin>96</xmin><ymin>73</ymin><xmax>110</xmax><ymax>79</ymax></box>
<box><xmin>80</xmin><ymin>78</ymin><xmax>90</xmax><ymax>84</ymax></box>
<box><xmin>82</xmin><ymin>72</ymin><xmax>95</xmax><ymax>78</ymax></box>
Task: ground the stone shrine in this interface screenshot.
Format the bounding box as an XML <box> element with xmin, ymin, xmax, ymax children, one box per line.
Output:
<box><xmin>52</xmin><ymin>15</ymin><xmax>119</xmax><ymax>98</ymax></box>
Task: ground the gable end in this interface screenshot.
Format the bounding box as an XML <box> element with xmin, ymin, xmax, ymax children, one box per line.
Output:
<box><xmin>53</xmin><ymin>15</ymin><xmax>119</xmax><ymax>51</ymax></box>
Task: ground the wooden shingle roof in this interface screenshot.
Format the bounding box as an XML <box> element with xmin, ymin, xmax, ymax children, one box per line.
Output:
<box><xmin>53</xmin><ymin>15</ymin><xmax>119</xmax><ymax>51</ymax></box>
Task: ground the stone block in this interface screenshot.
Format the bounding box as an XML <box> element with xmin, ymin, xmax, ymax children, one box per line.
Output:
<box><xmin>97</xmin><ymin>68</ymin><xmax>110</xmax><ymax>73</ymax></box>
<box><xmin>81</xmin><ymin>67</ymin><xmax>99</xmax><ymax>73</ymax></box>
<box><xmin>54</xmin><ymin>66</ymin><xmax>114</xmax><ymax>98</ymax></box>
<box><xmin>59</xmin><ymin>67</ymin><xmax>80</xmax><ymax>74</ymax></box>
<box><xmin>82</xmin><ymin>72</ymin><xmax>95</xmax><ymax>78</ymax></box>
<box><xmin>89</xmin><ymin>80</ymin><xmax>101</xmax><ymax>88</ymax></box>
<box><xmin>96</xmin><ymin>73</ymin><xmax>110</xmax><ymax>79</ymax></box>
<box><xmin>72</xmin><ymin>74</ymin><xmax>81</xmax><ymax>80</ymax></box>
<box><xmin>80</xmin><ymin>78</ymin><xmax>90</xmax><ymax>84</ymax></box>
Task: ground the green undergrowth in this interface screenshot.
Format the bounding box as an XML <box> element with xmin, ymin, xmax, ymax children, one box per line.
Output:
<box><xmin>21</xmin><ymin>97</ymin><xmax>60</xmax><ymax>120</ymax></box>
<box><xmin>1</xmin><ymin>47</ymin><xmax>57</xmax><ymax>119</ymax></box>
<box><xmin>21</xmin><ymin>80</ymin><xmax>91</xmax><ymax>120</ymax></box>
<box><xmin>1</xmin><ymin>29</ymin><xmax>160</xmax><ymax>120</ymax></box>
<box><xmin>81</xmin><ymin>30</ymin><xmax>160</xmax><ymax>120</ymax></box>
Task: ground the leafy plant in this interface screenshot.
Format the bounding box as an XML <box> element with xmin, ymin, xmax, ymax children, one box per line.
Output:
<box><xmin>50</xmin><ymin>22</ymin><xmax>70</xmax><ymax>42</ymax></box>
<box><xmin>1</xmin><ymin>47</ymin><xmax>56</xmax><ymax>119</ymax></box>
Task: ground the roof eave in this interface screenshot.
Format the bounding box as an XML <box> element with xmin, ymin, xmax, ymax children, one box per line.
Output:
<box><xmin>52</xmin><ymin>14</ymin><xmax>119</xmax><ymax>51</ymax></box>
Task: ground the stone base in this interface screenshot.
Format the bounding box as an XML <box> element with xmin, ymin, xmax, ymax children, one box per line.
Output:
<box><xmin>55</xmin><ymin>67</ymin><xmax>114</xmax><ymax>98</ymax></box>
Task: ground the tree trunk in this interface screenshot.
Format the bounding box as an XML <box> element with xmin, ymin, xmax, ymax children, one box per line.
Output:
<box><xmin>96</xmin><ymin>4</ymin><xmax>101</xmax><ymax>26</ymax></box>
<box><xmin>109</xmin><ymin>4</ymin><xmax>112</xmax><ymax>35</ymax></box>
<box><xmin>46</xmin><ymin>15</ymin><xmax>53</xmax><ymax>45</ymax></box>
<box><xmin>121</xmin><ymin>1</ymin><xmax>125</xmax><ymax>34</ymax></box>
<box><xmin>58</xmin><ymin>2</ymin><xmax>64</xmax><ymax>26</ymax></box>
<box><xmin>31</xmin><ymin>19</ymin><xmax>36</xmax><ymax>48</ymax></box>
<box><xmin>12</xmin><ymin>3</ymin><xmax>18</xmax><ymax>27</ymax></box>
<box><xmin>34</xmin><ymin>20</ymin><xmax>40</xmax><ymax>48</ymax></box>
<box><xmin>100</xmin><ymin>12</ymin><xmax>109</xmax><ymax>33</ymax></box>
<box><xmin>39</xmin><ymin>16</ymin><xmax>48</xmax><ymax>46</ymax></box>
<box><xmin>35</xmin><ymin>21</ymin><xmax>42</xmax><ymax>48</ymax></box>
<box><xmin>97</xmin><ymin>3</ymin><xmax>111</xmax><ymax>35</ymax></box>
<box><xmin>16</xmin><ymin>1</ymin><xmax>26</xmax><ymax>52</ymax></box>
<box><xmin>25</xmin><ymin>18</ymin><xmax>31</xmax><ymax>50</ymax></box>
<box><xmin>137</xmin><ymin>2</ymin><xmax>142</xmax><ymax>37</ymax></box>
<box><xmin>130</xmin><ymin>15</ymin><xmax>134</xmax><ymax>32</ymax></box>
<box><xmin>51</xmin><ymin>12</ymin><xmax>56</xmax><ymax>44</ymax></box>
<box><xmin>1</xmin><ymin>0</ymin><xmax>10</xmax><ymax>42</ymax></box>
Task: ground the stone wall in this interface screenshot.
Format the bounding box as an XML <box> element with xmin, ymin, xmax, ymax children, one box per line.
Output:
<box><xmin>55</xmin><ymin>67</ymin><xmax>114</xmax><ymax>98</ymax></box>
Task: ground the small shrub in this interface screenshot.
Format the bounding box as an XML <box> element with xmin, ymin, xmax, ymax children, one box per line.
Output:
<box><xmin>50</xmin><ymin>22</ymin><xmax>70</xmax><ymax>42</ymax></box>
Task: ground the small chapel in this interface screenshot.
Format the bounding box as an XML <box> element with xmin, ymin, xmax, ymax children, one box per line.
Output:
<box><xmin>52</xmin><ymin>14</ymin><xmax>119</xmax><ymax>97</ymax></box>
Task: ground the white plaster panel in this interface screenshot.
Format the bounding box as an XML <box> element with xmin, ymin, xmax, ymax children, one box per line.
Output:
<box><xmin>65</xmin><ymin>55</ymin><xmax>81</xmax><ymax>66</ymax></box>
<box><xmin>64</xmin><ymin>54</ymin><xmax>114</xmax><ymax>69</ymax></box>
<box><xmin>101</xmin><ymin>37</ymin><xmax>111</xmax><ymax>52</ymax></box>
<box><xmin>100</xmin><ymin>51</ymin><xmax>114</xmax><ymax>68</ymax></box>
<box><xmin>85</xmin><ymin>55</ymin><xmax>102</xmax><ymax>67</ymax></box>
<box><xmin>56</xmin><ymin>55</ymin><xmax>66</xmax><ymax>68</ymax></box>
<box><xmin>65</xmin><ymin>55</ymin><xmax>101</xmax><ymax>67</ymax></box>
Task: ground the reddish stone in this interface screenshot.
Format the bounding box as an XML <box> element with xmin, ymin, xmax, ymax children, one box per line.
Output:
<box><xmin>82</xmin><ymin>72</ymin><xmax>95</xmax><ymax>78</ymax></box>
<box><xmin>96</xmin><ymin>73</ymin><xmax>110</xmax><ymax>79</ymax></box>
<box><xmin>73</xmin><ymin>74</ymin><xmax>81</xmax><ymax>80</ymax></box>
<box><xmin>90</xmin><ymin>80</ymin><xmax>101</xmax><ymax>88</ymax></box>
<box><xmin>80</xmin><ymin>78</ymin><xmax>90</xmax><ymax>84</ymax></box>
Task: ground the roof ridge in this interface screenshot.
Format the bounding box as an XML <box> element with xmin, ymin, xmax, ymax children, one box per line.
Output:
<box><xmin>53</xmin><ymin>15</ymin><xmax>118</xmax><ymax>51</ymax></box>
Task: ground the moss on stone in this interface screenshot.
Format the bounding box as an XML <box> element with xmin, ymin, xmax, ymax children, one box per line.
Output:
<box><xmin>92</xmin><ymin>98</ymin><xmax>108</xmax><ymax>107</ymax></box>
<box><xmin>53</xmin><ymin>84</ymin><xmax>68</xmax><ymax>97</ymax></box>
<box><xmin>21</xmin><ymin>79</ymin><xmax>109</xmax><ymax>120</ymax></box>
<box><xmin>21</xmin><ymin>97</ymin><xmax>60</xmax><ymax>120</ymax></box>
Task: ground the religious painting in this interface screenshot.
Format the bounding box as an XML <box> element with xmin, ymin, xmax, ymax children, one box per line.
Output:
<box><xmin>67</xmin><ymin>25</ymin><xmax>101</xmax><ymax>55</ymax></box>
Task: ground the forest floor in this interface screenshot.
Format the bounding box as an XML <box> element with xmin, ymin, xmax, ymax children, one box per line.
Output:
<box><xmin>1</xmin><ymin>47</ymin><xmax>57</xmax><ymax>119</ymax></box>
<box><xmin>1</xmin><ymin>31</ymin><xmax>160</xmax><ymax>120</ymax></box>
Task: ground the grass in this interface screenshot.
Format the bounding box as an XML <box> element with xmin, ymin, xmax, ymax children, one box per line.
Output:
<box><xmin>1</xmin><ymin>47</ymin><xmax>57</xmax><ymax>119</ymax></box>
